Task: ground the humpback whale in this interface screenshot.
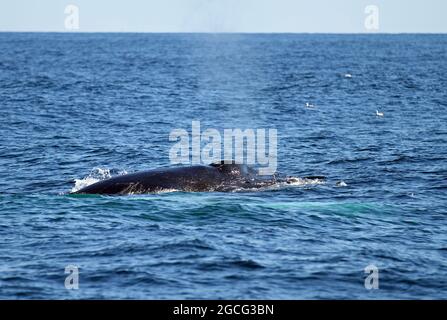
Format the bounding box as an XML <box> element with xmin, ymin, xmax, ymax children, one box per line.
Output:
<box><xmin>71</xmin><ymin>162</ymin><xmax>325</xmax><ymax>195</ymax></box>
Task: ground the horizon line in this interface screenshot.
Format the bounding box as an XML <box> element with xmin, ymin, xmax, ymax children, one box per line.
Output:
<box><xmin>1</xmin><ymin>31</ymin><xmax>447</xmax><ymax>35</ymax></box>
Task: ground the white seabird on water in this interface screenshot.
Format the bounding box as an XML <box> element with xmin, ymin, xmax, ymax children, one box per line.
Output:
<box><xmin>376</xmin><ymin>110</ymin><xmax>384</xmax><ymax>117</ymax></box>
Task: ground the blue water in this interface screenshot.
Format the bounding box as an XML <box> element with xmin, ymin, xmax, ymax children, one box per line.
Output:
<box><xmin>0</xmin><ymin>33</ymin><xmax>446</xmax><ymax>299</ymax></box>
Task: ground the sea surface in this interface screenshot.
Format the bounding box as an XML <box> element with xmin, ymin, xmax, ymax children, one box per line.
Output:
<box><xmin>0</xmin><ymin>33</ymin><xmax>446</xmax><ymax>299</ymax></box>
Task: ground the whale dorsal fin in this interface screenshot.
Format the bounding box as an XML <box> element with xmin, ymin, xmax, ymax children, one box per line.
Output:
<box><xmin>210</xmin><ymin>160</ymin><xmax>235</xmax><ymax>167</ymax></box>
<box><xmin>209</xmin><ymin>161</ymin><xmax>251</xmax><ymax>176</ymax></box>
<box><xmin>210</xmin><ymin>160</ymin><xmax>237</xmax><ymax>171</ymax></box>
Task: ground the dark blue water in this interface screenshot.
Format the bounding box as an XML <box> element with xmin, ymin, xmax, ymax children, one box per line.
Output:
<box><xmin>1</xmin><ymin>33</ymin><xmax>446</xmax><ymax>299</ymax></box>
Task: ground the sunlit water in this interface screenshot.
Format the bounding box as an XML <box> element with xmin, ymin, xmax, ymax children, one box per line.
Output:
<box><xmin>0</xmin><ymin>33</ymin><xmax>446</xmax><ymax>299</ymax></box>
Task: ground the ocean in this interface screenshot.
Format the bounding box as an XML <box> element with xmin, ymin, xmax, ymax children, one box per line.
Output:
<box><xmin>0</xmin><ymin>33</ymin><xmax>446</xmax><ymax>299</ymax></box>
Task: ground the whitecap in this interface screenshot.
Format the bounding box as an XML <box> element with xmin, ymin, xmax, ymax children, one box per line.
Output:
<box><xmin>336</xmin><ymin>181</ymin><xmax>348</xmax><ymax>187</ymax></box>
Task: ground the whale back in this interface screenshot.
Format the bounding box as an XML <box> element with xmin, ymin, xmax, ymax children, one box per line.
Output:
<box><xmin>72</xmin><ymin>162</ymin><xmax>272</xmax><ymax>195</ymax></box>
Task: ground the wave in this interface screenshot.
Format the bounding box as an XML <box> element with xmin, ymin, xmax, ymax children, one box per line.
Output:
<box><xmin>327</xmin><ymin>157</ymin><xmax>372</xmax><ymax>165</ymax></box>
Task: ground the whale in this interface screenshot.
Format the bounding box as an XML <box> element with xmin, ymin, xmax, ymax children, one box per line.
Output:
<box><xmin>71</xmin><ymin>161</ymin><xmax>325</xmax><ymax>195</ymax></box>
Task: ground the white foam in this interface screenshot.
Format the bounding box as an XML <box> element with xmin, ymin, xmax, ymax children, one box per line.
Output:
<box><xmin>231</xmin><ymin>177</ymin><xmax>325</xmax><ymax>193</ymax></box>
<box><xmin>152</xmin><ymin>188</ymin><xmax>180</xmax><ymax>194</ymax></box>
<box><xmin>71</xmin><ymin>176</ymin><xmax>101</xmax><ymax>193</ymax></box>
<box><xmin>70</xmin><ymin>167</ymin><xmax>127</xmax><ymax>193</ymax></box>
<box><xmin>284</xmin><ymin>177</ymin><xmax>325</xmax><ymax>186</ymax></box>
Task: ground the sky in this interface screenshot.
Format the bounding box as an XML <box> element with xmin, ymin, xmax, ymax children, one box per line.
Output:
<box><xmin>0</xmin><ymin>0</ymin><xmax>446</xmax><ymax>33</ymax></box>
